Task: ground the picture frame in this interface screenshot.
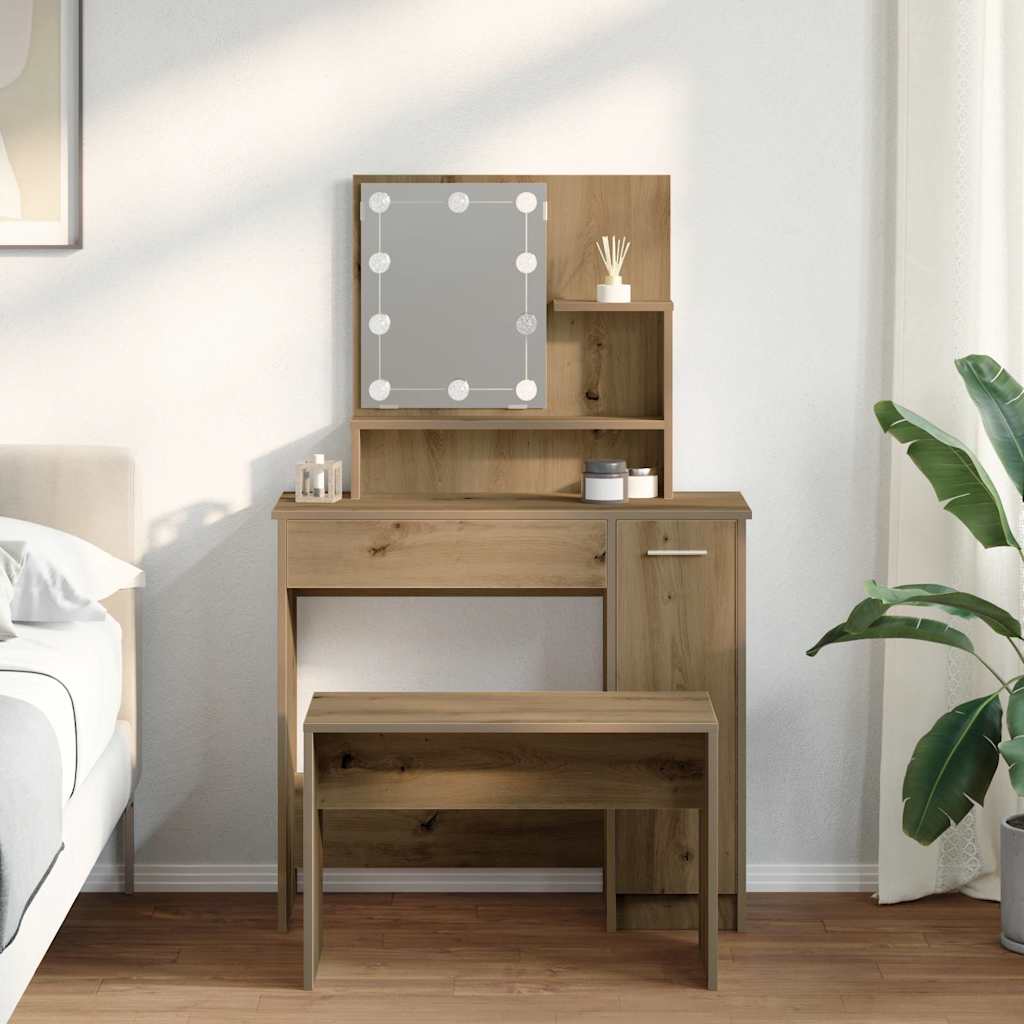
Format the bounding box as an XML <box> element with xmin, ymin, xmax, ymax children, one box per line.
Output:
<box><xmin>0</xmin><ymin>0</ymin><xmax>82</xmax><ymax>249</ymax></box>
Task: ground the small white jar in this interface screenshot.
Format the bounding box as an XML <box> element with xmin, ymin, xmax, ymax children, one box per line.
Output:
<box><xmin>582</xmin><ymin>458</ymin><xmax>629</xmax><ymax>503</ymax></box>
<box><xmin>627</xmin><ymin>468</ymin><xmax>659</xmax><ymax>499</ymax></box>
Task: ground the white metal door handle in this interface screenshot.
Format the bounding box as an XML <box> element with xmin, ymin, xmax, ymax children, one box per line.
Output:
<box><xmin>645</xmin><ymin>549</ymin><xmax>708</xmax><ymax>557</ymax></box>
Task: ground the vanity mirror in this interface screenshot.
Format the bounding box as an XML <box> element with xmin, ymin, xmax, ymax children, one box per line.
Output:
<box><xmin>359</xmin><ymin>181</ymin><xmax>548</xmax><ymax>409</ymax></box>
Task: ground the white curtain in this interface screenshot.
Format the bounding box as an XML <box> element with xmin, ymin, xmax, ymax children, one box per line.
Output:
<box><xmin>879</xmin><ymin>0</ymin><xmax>1024</xmax><ymax>904</ymax></box>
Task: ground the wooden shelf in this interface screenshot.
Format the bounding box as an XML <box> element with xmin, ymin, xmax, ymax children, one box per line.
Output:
<box><xmin>274</xmin><ymin>491</ymin><xmax>753</xmax><ymax>519</ymax></box>
<box><xmin>351</xmin><ymin>177</ymin><xmax>674</xmax><ymax>499</ymax></box>
<box><xmin>352</xmin><ymin>416</ymin><xmax>665</xmax><ymax>431</ymax></box>
<box><xmin>551</xmin><ymin>299</ymin><xmax>673</xmax><ymax>313</ymax></box>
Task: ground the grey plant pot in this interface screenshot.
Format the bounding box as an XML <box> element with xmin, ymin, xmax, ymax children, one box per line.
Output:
<box><xmin>1002</xmin><ymin>814</ymin><xmax>1024</xmax><ymax>955</ymax></box>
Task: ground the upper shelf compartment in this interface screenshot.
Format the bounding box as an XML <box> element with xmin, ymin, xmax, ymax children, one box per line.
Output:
<box><xmin>550</xmin><ymin>299</ymin><xmax>673</xmax><ymax>313</ymax></box>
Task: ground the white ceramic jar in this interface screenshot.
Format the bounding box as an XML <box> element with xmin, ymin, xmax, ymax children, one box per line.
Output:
<box><xmin>582</xmin><ymin>458</ymin><xmax>629</xmax><ymax>503</ymax></box>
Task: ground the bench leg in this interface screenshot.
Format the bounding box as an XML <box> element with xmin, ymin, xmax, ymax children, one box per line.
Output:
<box><xmin>603</xmin><ymin>811</ymin><xmax>617</xmax><ymax>932</ymax></box>
<box><xmin>303</xmin><ymin>736</ymin><xmax>323</xmax><ymax>990</ymax></box>
<box><xmin>700</xmin><ymin>732</ymin><xmax>719</xmax><ymax>990</ymax></box>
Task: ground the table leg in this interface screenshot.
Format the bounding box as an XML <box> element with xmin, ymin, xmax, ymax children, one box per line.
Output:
<box><xmin>699</xmin><ymin>730</ymin><xmax>719</xmax><ymax>990</ymax></box>
<box><xmin>304</xmin><ymin>733</ymin><xmax>323</xmax><ymax>990</ymax></box>
<box><xmin>603</xmin><ymin>811</ymin><xmax>617</xmax><ymax>932</ymax></box>
<box><xmin>277</xmin><ymin>541</ymin><xmax>297</xmax><ymax>932</ymax></box>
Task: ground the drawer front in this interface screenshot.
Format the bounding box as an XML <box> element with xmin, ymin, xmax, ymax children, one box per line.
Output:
<box><xmin>286</xmin><ymin>519</ymin><xmax>607</xmax><ymax>590</ymax></box>
<box><xmin>615</xmin><ymin>519</ymin><xmax>738</xmax><ymax>896</ymax></box>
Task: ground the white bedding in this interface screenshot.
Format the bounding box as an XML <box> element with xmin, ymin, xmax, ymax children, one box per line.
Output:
<box><xmin>0</xmin><ymin>616</ymin><xmax>122</xmax><ymax>803</ymax></box>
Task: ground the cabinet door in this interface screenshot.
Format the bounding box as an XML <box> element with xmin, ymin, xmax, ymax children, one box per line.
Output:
<box><xmin>616</xmin><ymin>520</ymin><xmax>737</xmax><ymax>895</ymax></box>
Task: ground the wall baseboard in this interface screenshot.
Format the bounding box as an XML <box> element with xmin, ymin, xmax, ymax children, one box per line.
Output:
<box><xmin>84</xmin><ymin>863</ymin><xmax>878</xmax><ymax>894</ymax></box>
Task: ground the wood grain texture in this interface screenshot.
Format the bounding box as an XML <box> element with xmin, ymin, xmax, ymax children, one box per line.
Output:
<box><xmin>615</xmin><ymin>521</ymin><xmax>739</xmax><ymax>900</ymax></box>
<box><xmin>700</xmin><ymin>729</ymin><xmax>718</xmax><ymax>989</ymax></box>
<box><xmin>603</xmin><ymin>812</ymin><xmax>616</xmax><ymax>933</ymax></box>
<box><xmin>735</xmin><ymin>520</ymin><xmax>747</xmax><ymax>930</ymax></box>
<box><xmin>351</xmin><ymin>175</ymin><xmax>671</xmax><ymax>499</ymax></box>
<box><xmin>286</xmin><ymin>519</ymin><xmax>607</xmax><ymax>590</ymax></box>
<box><xmin>273</xmin><ymin>491</ymin><xmax>752</xmax><ymax>519</ymax></box>
<box><xmin>304</xmin><ymin>690</ymin><xmax>718</xmax><ymax>733</ymax></box>
<box><xmin>546</xmin><ymin>310</ymin><xmax>663</xmax><ymax>419</ymax></box>
<box><xmin>302</xmin><ymin>735</ymin><xmax>322</xmax><ymax>989</ymax></box>
<box><xmin>277</xmin><ymin>520</ymin><xmax>298</xmax><ymax>931</ymax></box>
<box><xmin>352</xmin><ymin>175</ymin><xmax>670</xmax><ymax>414</ymax></box>
<box><xmin>295</xmin><ymin>807</ymin><xmax>603</xmax><ymax>869</ymax></box>
<box><xmin>551</xmin><ymin>299</ymin><xmax>673</xmax><ymax>312</ymax></box>
<box><xmin>273</xmin><ymin>497</ymin><xmax>750</xmax><ymax>934</ymax></box>
<box><xmin>357</xmin><ymin>428</ymin><xmax>664</xmax><ymax>498</ymax></box>
<box><xmin>617</xmin><ymin>893</ymin><xmax>739</xmax><ymax>930</ymax></box>
<box><xmin>15</xmin><ymin>892</ymin><xmax>1017</xmax><ymax>1024</ymax></box>
<box><xmin>312</xmin><ymin>731</ymin><xmax>709</xmax><ymax>811</ymax></box>
<box><xmin>302</xmin><ymin>688</ymin><xmax>718</xmax><ymax>988</ymax></box>
<box><xmin>352</xmin><ymin>416</ymin><xmax>665</xmax><ymax>429</ymax></box>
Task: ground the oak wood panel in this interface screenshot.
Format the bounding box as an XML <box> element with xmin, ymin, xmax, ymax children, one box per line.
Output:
<box><xmin>295</xmin><ymin>807</ymin><xmax>603</xmax><ymax>868</ymax></box>
<box><xmin>615</xmin><ymin>521</ymin><xmax>738</xmax><ymax>898</ymax></box>
<box><xmin>603</xmin><ymin>812</ymin><xmax>616</xmax><ymax>932</ymax></box>
<box><xmin>287</xmin><ymin>519</ymin><xmax>607</xmax><ymax>590</ymax></box>
<box><xmin>352</xmin><ymin>176</ymin><xmax>670</xmax><ymax>415</ymax></box>
<box><xmin>302</xmin><ymin>735</ymin><xmax>322</xmax><ymax>989</ymax></box>
<box><xmin>352</xmin><ymin>416</ymin><xmax>665</xmax><ymax>429</ymax></box>
<box><xmin>274</xmin><ymin>491</ymin><xmax>752</xmax><ymax>518</ymax></box>
<box><xmin>735</xmin><ymin>520</ymin><xmax>747</xmax><ymax>929</ymax></box>
<box><xmin>546</xmin><ymin>310</ymin><xmax>663</xmax><ymax>418</ymax></box>
<box><xmin>700</xmin><ymin>728</ymin><xmax>718</xmax><ymax>989</ymax></box>
<box><xmin>617</xmin><ymin>893</ymin><xmax>739</xmax><ymax>930</ymax></box>
<box><xmin>313</xmin><ymin>732</ymin><xmax>709</xmax><ymax>811</ymax></box>
<box><xmin>358</xmin><ymin>428</ymin><xmax>664</xmax><ymax>497</ymax></box>
<box><xmin>304</xmin><ymin>690</ymin><xmax>718</xmax><ymax>733</ymax></box>
<box><xmin>661</xmin><ymin>305</ymin><xmax>674</xmax><ymax>498</ymax></box>
<box><xmin>551</xmin><ymin>299</ymin><xmax>673</xmax><ymax>312</ymax></box>
<box><xmin>276</xmin><ymin>521</ymin><xmax>298</xmax><ymax>931</ymax></box>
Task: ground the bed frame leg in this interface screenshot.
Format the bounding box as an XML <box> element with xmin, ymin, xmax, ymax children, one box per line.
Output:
<box><xmin>122</xmin><ymin>800</ymin><xmax>135</xmax><ymax>895</ymax></box>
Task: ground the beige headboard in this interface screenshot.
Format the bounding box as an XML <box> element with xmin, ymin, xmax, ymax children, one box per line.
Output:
<box><xmin>0</xmin><ymin>446</ymin><xmax>139</xmax><ymax>783</ymax></box>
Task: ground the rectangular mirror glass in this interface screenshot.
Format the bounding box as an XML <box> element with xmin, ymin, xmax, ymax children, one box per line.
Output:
<box><xmin>360</xmin><ymin>181</ymin><xmax>547</xmax><ymax>409</ymax></box>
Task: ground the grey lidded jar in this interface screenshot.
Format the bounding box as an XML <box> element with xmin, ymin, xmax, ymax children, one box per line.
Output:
<box><xmin>1002</xmin><ymin>814</ymin><xmax>1024</xmax><ymax>954</ymax></box>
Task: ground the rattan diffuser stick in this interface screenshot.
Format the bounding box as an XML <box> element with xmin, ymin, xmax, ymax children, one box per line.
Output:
<box><xmin>595</xmin><ymin>235</ymin><xmax>632</xmax><ymax>302</ymax></box>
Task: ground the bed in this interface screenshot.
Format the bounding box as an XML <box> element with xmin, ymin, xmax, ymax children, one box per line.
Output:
<box><xmin>0</xmin><ymin>447</ymin><xmax>139</xmax><ymax>1023</ymax></box>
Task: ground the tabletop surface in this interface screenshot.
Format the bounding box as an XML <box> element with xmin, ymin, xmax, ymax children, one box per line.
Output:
<box><xmin>304</xmin><ymin>690</ymin><xmax>718</xmax><ymax>734</ymax></box>
<box><xmin>273</xmin><ymin>491</ymin><xmax>751</xmax><ymax>519</ymax></box>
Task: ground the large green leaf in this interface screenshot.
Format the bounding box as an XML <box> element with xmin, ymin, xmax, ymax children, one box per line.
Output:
<box><xmin>956</xmin><ymin>355</ymin><xmax>1024</xmax><ymax>497</ymax></box>
<box><xmin>862</xmin><ymin>581</ymin><xmax>1021</xmax><ymax>638</ymax></box>
<box><xmin>875</xmin><ymin>400</ymin><xmax>1020</xmax><ymax>550</ymax></box>
<box><xmin>999</xmin><ymin>677</ymin><xmax>1024</xmax><ymax>796</ymax></box>
<box><xmin>806</xmin><ymin>614</ymin><xmax>975</xmax><ymax>658</ymax></box>
<box><xmin>903</xmin><ymin>693</ymin><xmax>1003</xmax><ymax>845</ymax></box>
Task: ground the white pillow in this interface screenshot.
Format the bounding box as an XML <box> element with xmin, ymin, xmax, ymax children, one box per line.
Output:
<box><xmin>0</xmin><ymin>543</ymin><xmax>22</xmax><ymax>639</ymax></box>
<box><xmin>0</xmin><ymin>517</ymin><xmax>144</xmax><ymax>623</ymax></box>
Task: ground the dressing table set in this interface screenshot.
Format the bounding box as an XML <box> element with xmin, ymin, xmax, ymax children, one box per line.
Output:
<box><xmin>273</xmin><ymin>175</ymin><xmax>750</xmax><ymax>990</ymax></box>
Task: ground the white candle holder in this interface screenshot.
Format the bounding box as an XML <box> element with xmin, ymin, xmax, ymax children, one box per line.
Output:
<box><xmin>295</xmin><ymin>454</ymin><xmax>344</xmax><ymax>503</ymax></box>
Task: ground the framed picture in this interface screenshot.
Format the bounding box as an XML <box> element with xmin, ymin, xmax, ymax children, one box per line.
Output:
<box><xmin>0</xmin><ymin>0</ymin><xmax>82</xmax><ymax>249</ymax></box>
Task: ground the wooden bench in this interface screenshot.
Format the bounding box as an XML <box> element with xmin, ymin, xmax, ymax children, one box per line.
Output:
<box><xmin>302</xmin><ymin>690</ymin><xmax>719</xmax><ymax>991</ymax></box>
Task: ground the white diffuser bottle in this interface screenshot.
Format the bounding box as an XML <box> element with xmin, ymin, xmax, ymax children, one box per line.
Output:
<box><xmin>596</xmin><ymin>235</ymin><xmax>631</xmax><ymax>303</ymax></box>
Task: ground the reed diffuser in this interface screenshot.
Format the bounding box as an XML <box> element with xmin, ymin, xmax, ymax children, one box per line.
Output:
<box><xmin>595</xmin><ymin>235</ymin><xmax>631</xmax><ymax>303</ymax></box>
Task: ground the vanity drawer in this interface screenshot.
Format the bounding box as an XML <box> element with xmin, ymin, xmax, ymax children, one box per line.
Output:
<box><xmin>286</xmin><ymin>519</ymin><xmax>608</xmax><ymax>590</ymax></box>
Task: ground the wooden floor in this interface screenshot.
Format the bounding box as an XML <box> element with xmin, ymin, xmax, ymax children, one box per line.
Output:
<box><xmin>12</xmin><ymin>891</ymin><xmax>1022</xmax><ymax>1023</ymax></box>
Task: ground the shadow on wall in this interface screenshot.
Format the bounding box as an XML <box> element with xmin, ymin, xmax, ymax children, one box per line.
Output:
<box><xmin>131</xmin><ymin>427</ymin><xmax>345</xmax><ymax>863</ymax></box>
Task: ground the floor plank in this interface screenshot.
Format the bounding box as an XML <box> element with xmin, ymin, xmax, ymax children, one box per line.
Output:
<box><xmin>11</xmin><ymin>892</ymin><xmax>1022</xmax><ymax>1023</ymax></box>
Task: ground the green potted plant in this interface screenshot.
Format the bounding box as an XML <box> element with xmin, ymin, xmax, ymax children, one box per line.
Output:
<box><xmin>807</xmin><ymin>354</ymin><xmax>1024</xmax><ymax>952</ymax></box>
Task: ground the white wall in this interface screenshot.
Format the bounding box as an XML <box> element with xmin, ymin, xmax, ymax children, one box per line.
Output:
<box><xmin>1</xmin><ymin>0</ymin><xmax>892</xmax><ymax>879</ymax></box>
